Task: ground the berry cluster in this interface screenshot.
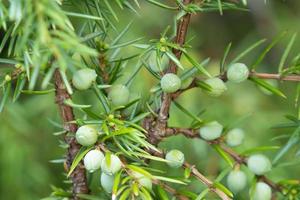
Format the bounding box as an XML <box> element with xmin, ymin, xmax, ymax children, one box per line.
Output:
<box><xmin>159</xmin><ymin>62</ymin><xmax>250</xmax><ymax>97</ymax></box>
<box><xmin>75</xmin><ymin>124</ymin><xmax>187</xmax><ymax>194</ymax></box>
<box><xmin>198</xmin><ymin>121</ymin><xmax>273</xmax><ymax>199</ymax></box>
<box><xmin>71</xmin><ymin>62</ymin><xmax>276</xmax><ymax>199</ymax></box>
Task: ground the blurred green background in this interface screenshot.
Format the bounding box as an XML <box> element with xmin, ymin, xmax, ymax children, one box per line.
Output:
<box><xmin>1</xmin><ymin>0</ymin><xmax>300</xmax><ymax>199</ymax></box>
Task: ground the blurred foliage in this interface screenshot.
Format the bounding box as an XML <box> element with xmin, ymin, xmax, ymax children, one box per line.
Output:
<box><xmin>0</xmin><ymin>0</ymin><xmax>300</xmax><ymax>199</ymax></box>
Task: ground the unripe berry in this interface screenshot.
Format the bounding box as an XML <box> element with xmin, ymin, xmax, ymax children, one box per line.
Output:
<box><xmin>101</xmin><ymin>154</ymin><xmax>122</xmax><ymax>175</ymax></box>
<box><xmin>165</xmin><ymin>149</ymin><xmax>185</xmax><ymax>168</ymax></box>
<box><xmin>226</xmin><ymin>170</ymin><xmax>247</xmax><ymax>193</ymax></box>
<box><xmin>199</xmin><ymin>121</ymin><xmax>223</xmax><ymax>141</ymax></box>
<box><xmin>247</xmin><ymin>154</ymin><xmax>271</xmax><ymax>175</ymax></box>
<box><xmin>203</xmin><ymin>78</ymin><xmax>227</xmax><ymax>97</ymax></box>
<box><xmin>227</xmin><ymin>63</ymin><xmax>249</xmax><ymax>83</ymax></box>
<box><xmin>252</xmin><ymin>182</ymin><xmax>272</xmax><ymax>200</ymax></box>
<box><xmin>132</xmin><ymin>171</ymin><xmax>152</xmax><ymax>190</ymax></box>
<box><xmin>160</xmin><ymin>73</ymin><xmax>182</xmax><ymax>93</ymax></box>
<box><xmin>108</xmin><ymin>84</ymin><xmax>130</xmax><ymax>107</ymax></box>
<box><xmin>83</xmin><ymin>149</ymin><xmax>104</xmax><ymax>172</ymax></box>
<box><xmin>75</xmin><ymin>125</ymin><xmax>98</xmax><ymax>146</ymax></box>
<box><xmin>72</xmin><ymin>68</ymin><xmax>97</xmax><ymax>90</ymax></box>
<box><xmin>226</xmin><ymin>128</ymin><xmax>245</xmax><ymax>147</ymax></box>
<box><xmin>100</xmin><ymin>173</ymin><xmax>114</xmax><ymax>193</ymax></box>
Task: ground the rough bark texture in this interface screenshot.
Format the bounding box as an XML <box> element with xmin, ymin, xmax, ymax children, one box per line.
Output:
<box><xmin>54</xmin><ymin>69</ymin><xmax>89</xmax><ymax>199</ymax></box>
<box><xmin>159</xmin><ymin>0</ymin><xmax>192</xmax><ymax>117</ymax></box>
<box><xmin>145</xmin><ymin>0</ymin><xmax>193</xmax><ymax>145</ymax></box>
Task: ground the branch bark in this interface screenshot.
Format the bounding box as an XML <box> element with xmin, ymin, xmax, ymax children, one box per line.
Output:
<box><xmin>184</xmin><ymin>162</ymin><xmax>232</xmax><ymax>200</ymax></box>
<box><xmin>54</xmin><ymin>69</ymin><xmax>89</xmax><ymax>199</ymax></box>
<box><xmin>150</xmin><ymin>150</ymin><xmax>232</xmax><ymax>200</ymax></box>
<box><xmin>147</xmin><ymin>0</ymin><xmax>193</xmax><ymax>144</ymax></box>
<box><xmin>250</xmin><ymin>72</ymin><xmax>300</xmax><ymax>82</ymax></box>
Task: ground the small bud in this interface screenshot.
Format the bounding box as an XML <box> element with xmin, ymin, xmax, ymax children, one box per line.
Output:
<box><xmin>227</xmin><ymin>63</ymin><xmax>249</xmax><ymax>83</ymax></box>
<box><xmin>5</xmin><ymin>75</ymin><xmax>11</xmax><ymax>82</ymax></box>
<box><xmin>101</xmin><ymin>154</ymin><xmax>122</xmax><ymax>175</ymax></box>
<box><xmin>160</xmin><ymin>73</ymin><xmax>182</xmax><ymax>93</ymax></box>
<box><xmin>75</xmin><ymin>125</ymin><xmax>98</xmax><ymax>146</ymax></box>
<box><xmin>203</xmin><ymin>78</ymin><xmax>227</xmax><ymax>97</ymax></box>
<box><xmin>252</xmin><ymin>182</ymin><xmax>272</xmax><ymax>200</ymax></box>
<box><xmin>108</xmin><ymin>84</ymin><xmax>130</xmax><ymax>107</ymax></box>
<box><xmin>226</xmin><ymin>170</ymin><xmax>247</xmax><ymax>193</ymax></box>
<box><xmin>160</xmin><ymin>46</ymin><xmax>168</xmax><ymax>52</ymax></box>
<box><xmin>72</xmin><ymin>68</ymin><xmax>97</xmax><ymax>90</ymax></box>
<box><xmin>101</xmin><ymin>173</ymin><xmax>114</xmax><ymax>193</ymax></box>
<box><xmin>160</xmin><ymin>37</ymin><xmax>167</xmax><ymax>43</ymax></box>
<box><xmin>132</xmin><ymin>171</ymin><xmax>152</xmax><ymax>190</ymax></box>
<box><xmin>226</xmin><ymin>128</ymin><xmax>245</xmax><ymax>147</ymax></box>
<box><xmin>165</xmin><ymin>149</ymin><xmax>185</xmax><ymax>168</ymax></box>
<box><xmin>83</xmin><ymin>149</ymin><xmax>104</xmax><ymax>172</ymax></box>
<box><xmin>108</xmin><ymin>122</ymin><xmax>115</xmax><ymax>127</ymax></box>
<box><xmin>95</xmin><ymin>39</ymin><xmax>109</xmax><ymax>51</ymax></box>
<box><xmin>199</xmin><ymin>121</ymin><xmax>223</xmax><ymax>141</ymax></box>
<box><xmin>15</xmin><ymin>63</ymin><xmax>22</xmax><ymax>69</ymax></box>
<box><xmin>247</xmin><ymin>154</ymin><xmax>271</xmax><ymax>175</ymax></box>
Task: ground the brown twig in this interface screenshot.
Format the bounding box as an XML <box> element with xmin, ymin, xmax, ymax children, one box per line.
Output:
<box><xmin>184</xmin><ymin>163</ymin><xmax>232</xmax><ymax>200</ymax></box>
<box><xmin>150</xmin><ymin>0</ymin><xmax>193</xmax><ymax>143</ymax></box>
<box><xmin>167</xmin><ymin>0</ymin><xmax>192</xmax><ymax>74</ymax></box>
<box><xmin>150</xmin><ymin>150</ymin><xmax>232</xmax><ymax>200</ymax></box>
<box><xmin>250</xmin><ymin>72</ymin><xmax>300</xmax><ymax>82</ymax></box>
<box><xmin>165</xmin><ymin>127</ymin><xmax>198</xmax><ymax>138</ymax></box>
<box><xmin>54</xmin><ymin>69</ymin><xmax>89</xmax><ymax>199</ymax></box>
<box><xmin>220</xmin><ymin>144</ymin><xmax>246</xmax><ymax>165</ymax></box>
<box><xmin>99</xmin><ymin>54</ymin><xmax>109</xmax><ymax>83</ymax></box>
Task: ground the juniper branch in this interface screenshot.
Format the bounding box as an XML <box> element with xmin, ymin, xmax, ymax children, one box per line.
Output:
<box><xmin>163</xmin><ymin>127</ymin><xmax>283</xmax><ymax>193</ymax></box>
<box><xmin>146</xmin><ymin>0</ymin><xmax>193</xmax><ymax>145</ymax></box>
